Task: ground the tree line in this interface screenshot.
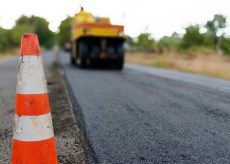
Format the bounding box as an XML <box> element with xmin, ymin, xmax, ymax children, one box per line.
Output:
<box><xmin>0</xmin><ymin>16</ymin><xmax>55</xmax><ymax>52</ymax></box>
<box><xmin>128</xmin><ymin>14</ymin><xmax>230</xmax><ymax>56</ymax></box>
<box><xmin>0</xmin><ymin>14</ymin><xmax>230</xmax><ymax>56</ymax></box>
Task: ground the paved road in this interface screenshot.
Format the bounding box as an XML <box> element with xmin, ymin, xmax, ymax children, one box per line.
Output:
<box><xmin>0</xmin><ymin>58</ymin><xmax>17</xmax><ymax>163</ymax></box>
<box><xmin>59</xmin><ymin>53</ymin><xmax>230</xmax><ymax>164</ymax></box>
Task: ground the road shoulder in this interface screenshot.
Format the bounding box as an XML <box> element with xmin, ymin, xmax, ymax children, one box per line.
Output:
<box><xmin>47</xmin><ymin>62</ymin><xmax>86</xmax><ymax>163</ymax></box>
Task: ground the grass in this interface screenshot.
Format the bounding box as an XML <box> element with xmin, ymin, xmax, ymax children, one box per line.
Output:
<box><xmin>126</xmin><ymin>52</ymin><xmax>230</xmax><ymax>80</ymax></box>
<box><xmin>0</xmin><ymin>51</ymin><xmax>17</xmax><ymax>61</ymax></box>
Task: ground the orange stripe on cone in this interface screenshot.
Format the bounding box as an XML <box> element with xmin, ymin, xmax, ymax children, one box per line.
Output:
<box><xmin>19</xmin><ymin>33</ymin><xmax>40</xmax><ymax>55</ymax></box>
<box><xmin>12</xmin><ymin>137</ymin><xmax>58</xmax><ymax>164</ymax></box>
<box><xmin>15</xmin><ymin>94</ymin><xmax>50</xmax><ymax>115</ymax></box>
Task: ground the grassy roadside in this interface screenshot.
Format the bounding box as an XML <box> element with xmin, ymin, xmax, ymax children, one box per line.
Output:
<box><xmin>0</xmin><ymin>52</ymin><xmax>17</xmax><ymax>61</ymax></box>
<box><xmin>126</xmin><ymin>52</ymin><xmax>230</xmax><ymax>80</ymax></box>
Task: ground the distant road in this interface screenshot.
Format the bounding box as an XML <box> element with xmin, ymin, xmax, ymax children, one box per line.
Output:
<box><xmin>59</xmin><ymin>53</ymin><xmax>230</xmax><ymax>164</ymax></box>
<box><xmin>126</xmin><ymin>63</ymin><xmax>230</xmax><ymax>93</ymax></box>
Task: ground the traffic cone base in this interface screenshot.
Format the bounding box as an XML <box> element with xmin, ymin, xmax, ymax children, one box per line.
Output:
<box><xmin>12</xmin><ymin>137</ymin><xmax>57</xmax><ymax>164</ymax></box>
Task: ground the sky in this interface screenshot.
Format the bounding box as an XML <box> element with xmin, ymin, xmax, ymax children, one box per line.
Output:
<box><xmin>0</xmin><ymin>0</ymin><xmax>230</xmax><ymax>39</ymax></box>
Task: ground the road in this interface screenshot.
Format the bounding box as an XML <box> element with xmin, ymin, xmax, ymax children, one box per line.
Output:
<box><xmin>1</xmin><ymin>51</ymin><xmax>230</xmax><ymax>164</ymax></box>
<box><xmin>59</xmin><ymin>52</ymin><xmax>230</xmax><ymax>164</ymax></box>
<box><xmin>0</xmin><ymin>58</ymin><xmax>16</xmax><ymax>163</ymax></box>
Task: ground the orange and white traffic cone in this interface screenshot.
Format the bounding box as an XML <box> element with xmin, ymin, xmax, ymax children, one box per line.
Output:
<box><xmin>11</xmin><ymin>33</ymin><xmax>58</xmax><ymax>164</ymax></box>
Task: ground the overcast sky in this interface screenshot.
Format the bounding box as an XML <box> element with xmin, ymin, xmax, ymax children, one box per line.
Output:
<box><xmin>0</xmin><ymin>0</ymin><xmax>230</xmax><ymax>39</ymax></box>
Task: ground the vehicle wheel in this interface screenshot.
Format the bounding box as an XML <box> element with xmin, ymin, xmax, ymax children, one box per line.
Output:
<box><xmin>70</xmin><ymin>55</ymin><xmax>76</xmax><ymax>65</ymax></box>
<box><xmin>116</xmin><ymin>44</ymin><xmax>124</xmax><ymax>70</ymax></box>
<box><xmin>77</xmin><ymin>41</ymin><xmax>88</xmax><ymax>68</ymax></box>
<box><xmin>70</xmin><ymin>42</ymin><xmax>76</xmax><ymax>65</ymax></box>
<box><xmin>116</xmin><ymin>56</ymin><xmax>124</xmax><ymax>70</ymax></box>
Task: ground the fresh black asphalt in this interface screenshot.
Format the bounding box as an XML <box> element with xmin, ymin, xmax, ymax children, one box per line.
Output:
<box><xmin>59</xmin><ymin>52</ymin><xmax>230</xmax><ymax>164</ymax></box>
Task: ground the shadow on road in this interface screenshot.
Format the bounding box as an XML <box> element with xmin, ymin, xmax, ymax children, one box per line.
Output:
<box><xmin>67</xmin><ymin>63</ymin><xmax>124</xmax><ymax>72</ymax></box>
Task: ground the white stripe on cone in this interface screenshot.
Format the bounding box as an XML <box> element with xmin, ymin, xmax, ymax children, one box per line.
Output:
<box><xmin>17</xmin><ymin>56</ymin><xmax>47</xmax><ymax>94</ymax></box>
<box><xmin>13</xmin><ymin>113</ymin><xmax>54</xmax><ymax>141</ymax></box>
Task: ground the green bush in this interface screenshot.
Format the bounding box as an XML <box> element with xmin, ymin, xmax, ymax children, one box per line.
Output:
<box><xmin>58</xmin><ymin>17</ymin><xmax>72</xmax><ymax>47</ymax></box>
<box><xmin>158</xmin><ymin>33</ymin><xmax>181</xmax><ymax>53</ymax></box>
<box><xmin>220</xmin><ymin>37</ymin><xmax>230</xmax><ymax>55</ymax></box>
<box><xmin>0</xmin><ymin>15</ymin><xmax>56</xmax><ymax>53</ymax></box>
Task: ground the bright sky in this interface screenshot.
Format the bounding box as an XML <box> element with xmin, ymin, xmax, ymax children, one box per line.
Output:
<box><xmin>0</xmin><ymin>0</ymin><xmax>230</xmax><ymax>39</ymax></box>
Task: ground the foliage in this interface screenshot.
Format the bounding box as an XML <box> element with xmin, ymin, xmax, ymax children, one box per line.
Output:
<box><xmin>15</xmin><ymin>15</ymin><xmax>55</xmax><ymax>48</ymax></box>
<box><xmin>126</xmin><ymin>36</ymin><xmax>136</xmax><ymax>48</ymax></box>
<box><xmin>58</xmin><ymin>17</ymin><xmax>72</xmax><ymax>47</ymax></box>
<box><xmin>158</xmin><ymin>32</ymin><xmax>181</xmax><ymax>53</ymax></box>
<box><xmin>11</xmin><ymin>25</ymin><xmax>31</xmax><ymax>47</ymax></box>
<box><xmin>34</xmin><ymin>16</ymin><xmax>56</xmax><ymax>48</ymax></box>
<box><xmin>0</xmin><ymin>28</ymin><xmax>12</xmax><ymax>52</ymax></box>
<box><xmin>220</xmin><ymin>37</ymin><xmax>230</xmax><ymax>55</ymax></box>
<box><xmin>205</xmin><ymin>14</ymin><xmax>227</xmax><ymax>52</ymax></box>
<box><xmin>206</xmin><ymin>14</ymin><xmax>226</xmax><ymax>36</ymax></box>
<box><xmin>181</xmin><ymin>25</ymin><xmax>205</xmax><ymax>48</ymax></box>
<box><xmin>136</xmin><ymin>33</ymin><xmax>155</xmax><ymax>51</ymax></box>
<box><xmin>127</xmin><ymin>14</ymin><xmax>230</xmax><ymax>56</ymax></box>
<box><xmin>0</xmin><ymin>15</ymin><xmax>55</xmax><ymax>52</ymax></box>
<box><xmin>1</xmin><ymin>13</ymin><xmax>230</xmax><ymax>56</ymax></box>
<box><xmin>128</xmin><ymin>33</ymin><xmax>155</xmax><ymax>51</ymax></box>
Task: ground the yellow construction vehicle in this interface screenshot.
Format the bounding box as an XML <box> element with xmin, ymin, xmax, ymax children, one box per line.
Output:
<box><xmin>71</xmin><ymin>7</ymin><xmax>125</xmax><ymax>69</ymax></box>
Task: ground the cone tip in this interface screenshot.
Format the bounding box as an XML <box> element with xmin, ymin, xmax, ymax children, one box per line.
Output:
<box><xmin>19</xmin><ymin>33</ymin><xmax>41</xmax><ymax>56</ymax></box>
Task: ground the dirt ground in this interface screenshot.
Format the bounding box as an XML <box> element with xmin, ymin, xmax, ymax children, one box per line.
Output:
<box><xmin>47</xmin><ymin>62</ymin><xmax>86</xmax><ymax>164</ymax></box>
<box><xmin>126</xmin><ymin>52</ymin><xmax>230</xmax><ymax>80</ymax></box>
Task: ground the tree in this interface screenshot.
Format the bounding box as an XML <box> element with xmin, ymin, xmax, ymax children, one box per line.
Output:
<box><xmin>181</xmin><ymin>25</ymin><xmax>205</xmax><ymax>48</ymax></box>
<box><xmin>158</xmin><ymin>32</ymin><xmax>181</xmax><ymax>53</ymax></box>
<box><xmin>58</xmin><ymin>17</ymin><xmax>72</xmax><ymax>47</ymax></box>
<box><xmin>220</xmin><ymin>37</ymin><xmax>230</xmax><ymax>55</ymax></box>
<box><xmin>13</xmin><ymin>15</ymin><xmax>55</xmax><ymax>48</ymax></box>
<box><xmin>0</xmin><ymin>28</ymin><xmax>12</xmax><ymax>52</ymax></box>
<box><xmin>205</xmin><ymin>14</ymin><xmax>227</xmax><ymax>54</ymax></box>
<box><xmin>0</xmin><ymin>15</ymin><xmax>56</xmax><ymax>53</ymax></box>
<box><xmin>32</xmin><ymin>16</ymin><xmax>55</xmax><ymax>48</ymax></box>
<box><xmin>126</xmin><ymin>36</ymin><xmax>136</xmax><ymax>51</ymax></box>
<box><xmin>11</xmin><ymin>25</ymin><xmax>31</xmax><ymax>47</ymax></box>
<box><xmin>136</xmin><ymin>33</ymin><xmax>155</xmax><ymax>51</ymax></box>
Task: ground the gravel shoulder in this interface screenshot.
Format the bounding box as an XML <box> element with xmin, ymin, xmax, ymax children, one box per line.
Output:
<box><xmin>47</xmin><ymin>61</ymin><xmax>86</xmax><ymax>164</ymax></box>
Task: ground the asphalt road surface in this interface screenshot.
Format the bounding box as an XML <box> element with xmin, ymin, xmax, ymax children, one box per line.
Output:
<box><xmin>59</xmin><ymin>52</ymin><xmax>230</xmax><ymax>164</ymax></box>
<box><xmin>1</xmin><ymin>51</ymin><xmax>230</xmax><ymax>164</ymax></box>
<box><xmin>0</xmin><ymin>58</ymin><xmax>16</xmax><ymax>163</ymax></box>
